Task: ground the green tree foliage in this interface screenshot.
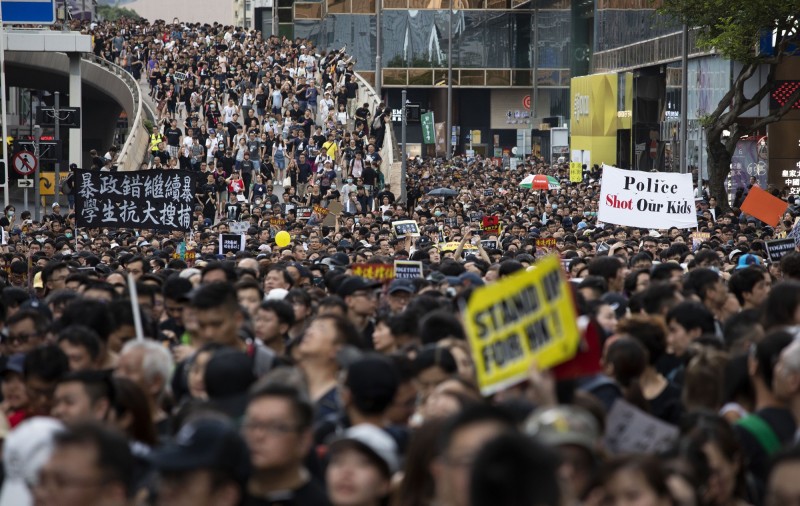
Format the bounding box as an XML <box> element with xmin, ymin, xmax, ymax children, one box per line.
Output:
<box><xmin>96</xmin><ymin>4</ymin><xmax>141</xmax><ymax>21</ymax></box>
<box><xmin>658</xmin><ymin>0</ymin><xmax>799</xmax><ymax>208</ymax></box>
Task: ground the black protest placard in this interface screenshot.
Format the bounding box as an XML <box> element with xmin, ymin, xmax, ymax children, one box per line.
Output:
<box><xmin>766</xmin><ymin>238</ymin><xmax>796</xmax><ymax>262</ymax></box>
<box><xmin>75</xmin><ymin>169</ymin><xmax>198</xmax><ymax>231</ymax></box>
<box><xmin>219</xmin><ymin>233</ymin><xmax>245</xmax><ymax>255</ymax></box>
<box><xmin>394</xmin><ymin>260</ymin><xmax>424</xmax><ymax>279</ymax></box>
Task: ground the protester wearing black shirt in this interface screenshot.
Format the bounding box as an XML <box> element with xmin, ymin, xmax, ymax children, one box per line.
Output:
<box><xmin>242</xmin><ymin>384</ymin><xmax>331</xmax><ymax>506</ymax></box>
<box><xmin>354</xmin><ymin>103</ymin><xmax>370</xmax><ymax>131</ymax></box>
<box><xmin>227</xmin><ymin>115</ymin><xmax>243</xmax><ymax>144</ymax></box>
<box><xmin>296</xmin><ymin>154</ymin><xmax>313</xmax><ymax>197</ymax></box>
<box><xmin>226</xmin><ymin>194</ymin><xmax>242</xmax><ymax>221</ymax></box>
<box><xmin>376</xmin><ymin>184</ymin><xmax>395</xmax><ymax>205</ymax></box>
<box><xmin>164</xmin><ymin>120</ymin><xmax>183</xmax><ymax>159</ymax></box>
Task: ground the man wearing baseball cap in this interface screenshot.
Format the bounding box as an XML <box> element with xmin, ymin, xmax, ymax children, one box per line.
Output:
<box><xmin>336</xmin><ymin>276</ymin><xmax>381</xmax><ymax>347</ymax></box>
<box><xmin>148</xmin><ymin>416</ymin><xmax>251</xmax><ymax>506</ymax></box>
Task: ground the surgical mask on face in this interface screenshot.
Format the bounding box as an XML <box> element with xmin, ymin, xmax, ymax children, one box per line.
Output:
<box><xmin>347</xmin><ymin>178</ymin><xmax>353</xmax><ymax>183</ymax></box>
<box><xmin>7</xmin><ymin>211</ymin><xmax>13</xmax><ymax>217</ymax></box>
<box><xmin>65</xmin><ymin>232</ymin><xmax>73</xmax><ymax>239</ymax></box>
<box><xmin>552</xmin><ymin>204</ymin><xmax>558</xmax><ymax>210</ymax></box>
<box><xmin>528</xmin><ymin>206</ymin><xmax>536</xmax><ymax>212</ymax></box>
<box><xmin>434</xmin><ymin>211</ymin><xmax>442</xmax><ymax>217</ymax></box>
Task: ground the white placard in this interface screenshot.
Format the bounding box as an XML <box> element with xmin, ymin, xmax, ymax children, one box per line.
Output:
<box><xmin>598</xmin><ymin>164</ymin><xmax>697</xmax><ymax>229</ymax></box>
<box><xmin>229</xmin><ymin>221</ymin><xmax>249</xmax><ymax>234</ymax></box>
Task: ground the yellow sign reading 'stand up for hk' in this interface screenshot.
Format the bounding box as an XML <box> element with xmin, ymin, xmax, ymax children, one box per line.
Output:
<box><xmin>464</xmin><ymin>255</ymin><xmax>580</xmax><ymax>396</ymax></box>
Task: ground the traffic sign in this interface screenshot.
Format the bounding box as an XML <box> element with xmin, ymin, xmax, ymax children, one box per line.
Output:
<box><xmin>39</xmin><ymin>172</ymin><xmax>67</xmax><ymax>196</ymax></box>
<box><xmin>17</xmin><ymin>178</ymin><xmax>33</xmax><ymax>188</ymax></box>
<box><xmin>1</xmin><ymin>0</ymin><xmax>56</xmax><ymax>24</ymax></box>
<box><xmin>12</xmin><ymin>151</ymin><xmax>37</xmax><ymax>176</ymax></box>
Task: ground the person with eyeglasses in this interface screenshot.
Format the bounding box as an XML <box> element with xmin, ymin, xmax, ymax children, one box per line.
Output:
<box><xmin>5</xmin><ymin>309</ymin><xmax>49</xmax><ymax>355</ymax></box>
<box><xmin>242</xmin><ymin>383</ymin><xmax>330</xmax><ymax>505</ymax></box>
<box><xmin>41</xmin><ymin>262</ymin><xmax>70</xmax><ymax>296</ymax></box>
<box><xmin>426</xmin><ymin>405</ymin><xmax>517</xmax><ymax>506</ymax></box>
<box><xmin>640</xmin><ymin>237</ymin><xmax>659</xmax><ymax>256</ymax></box>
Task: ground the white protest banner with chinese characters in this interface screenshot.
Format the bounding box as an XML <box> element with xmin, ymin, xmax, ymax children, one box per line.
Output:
<box><xmin>598</xmin><ymin>165</ymin><xmax>697</xmax><ymax>229</ymax></box>
<box><xmin>75</xmin><ymin>169</ymin><xmax>198</xmax><ymax>231</ymax></box>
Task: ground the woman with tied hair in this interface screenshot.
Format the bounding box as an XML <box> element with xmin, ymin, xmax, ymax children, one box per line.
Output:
<box><xmin>615</xmin><ymin>315</ymin><xmax>683</xmax><ymax>425</ymax></box>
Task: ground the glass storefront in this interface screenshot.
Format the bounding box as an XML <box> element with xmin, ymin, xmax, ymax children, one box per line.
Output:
<box><xmin>295</xmin><ymin>8</ymin><xmax>572</xmax><ymax>73</ymax></box>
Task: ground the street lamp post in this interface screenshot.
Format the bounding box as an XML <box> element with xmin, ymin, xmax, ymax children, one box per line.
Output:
<box><xmin>680</xmin><ymin>23</ymin><xmax>688</xmax><ymax>175</ymax></box>
<box><xmin>531</xmin><ymin>4</ymin><xmax>539</xmax><ymax>158</ymax></box>
<box><xmin>33</xmin><ymin>124</ymin><xmax>42</xmax><ymax>222</ymax></box>
<box><xmin>401</xmin><ymin>90</ymin><xmax>407</xmax><ymax>203</ymax></box>
<box><xmin>446</xmin><ymin>0</ymin><xmax>453</xmax><ymax>159</ymax></box>
<box><xmin>375</xmin><ymin>0</ymin><xmax>382</xmax><ymax>99</ymax></box>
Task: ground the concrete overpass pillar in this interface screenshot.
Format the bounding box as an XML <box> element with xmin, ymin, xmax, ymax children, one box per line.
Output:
<box><xmin>69</xmin><ymin>53</ymin><xmax>82</xmax><ymax>168</ymax></box>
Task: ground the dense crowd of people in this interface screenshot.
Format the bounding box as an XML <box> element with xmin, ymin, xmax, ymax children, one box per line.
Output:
<box><xmin>2</xmin><ymin>14</ymin><xmax>800</xmax><ymax>506</ymax></box>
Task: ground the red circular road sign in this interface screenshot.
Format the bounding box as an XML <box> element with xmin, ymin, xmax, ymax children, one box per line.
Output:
<box><xmin>522</xmin><ymin>95</ymin><xmax>531</xmax><ymax>110</ymax></box>
<box><xmin>12</xmin><ymin>151</ymin><xmax>37</xmax><ymax>176</ymax></box>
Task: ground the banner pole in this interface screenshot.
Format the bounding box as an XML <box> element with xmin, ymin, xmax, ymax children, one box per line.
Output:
<box><xmin>127</xmin><ymin>273</ymin><xmax>145</xmax><ymax>341</ymax></box>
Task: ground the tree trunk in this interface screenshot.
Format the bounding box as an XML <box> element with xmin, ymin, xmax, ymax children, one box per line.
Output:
<box><xmin>706</xmin><ymin>133</ymin><xmax>733</xmax><ymax>211</ymax></box>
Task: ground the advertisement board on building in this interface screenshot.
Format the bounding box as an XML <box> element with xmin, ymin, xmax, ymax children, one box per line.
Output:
<box><xmin>490</xmin><ymin>90</ymin><xmax>535</xmax><ymax>130</ymax></box>
<box><xmin>768</xmin><ymin>117</ymin><xmax>800</xmax><ymax>196</ymax></box>
<box><xmin>569</xmin><ymin>72</ymin><xmax>632</xmax><ymax>167</ymax></box>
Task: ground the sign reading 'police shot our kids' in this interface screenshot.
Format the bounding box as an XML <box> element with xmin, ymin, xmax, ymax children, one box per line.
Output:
<box><xmin>598</xmin><ymin>165</ymin><xmax>697</xmax><ymax>229</ymax></box>
<box><xmin>464</xmin><ymin>256</ymin><xmax>580</xmax><ymax>396</ymax></box>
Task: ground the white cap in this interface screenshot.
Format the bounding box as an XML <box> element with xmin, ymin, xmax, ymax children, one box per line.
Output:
<box><xmin>178</xmin><ymin>268</ymin><xmax>201</xmax><ymax>280</ymax></box>
<box><xmin>0</xmin><ymin>417</ymin><xmax>64</xmax><ymax>506</ymax></box>
<box><xmin>331</xmin><ymin>424</ymin><xmax>399</xmax><ymax>474</ymax></box>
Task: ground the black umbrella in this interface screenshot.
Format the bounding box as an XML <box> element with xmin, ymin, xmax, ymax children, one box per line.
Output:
<box><xmin>427</xmin><ymin>188</ymin><xmax>459</xmax><ymax>197</ymax></box>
